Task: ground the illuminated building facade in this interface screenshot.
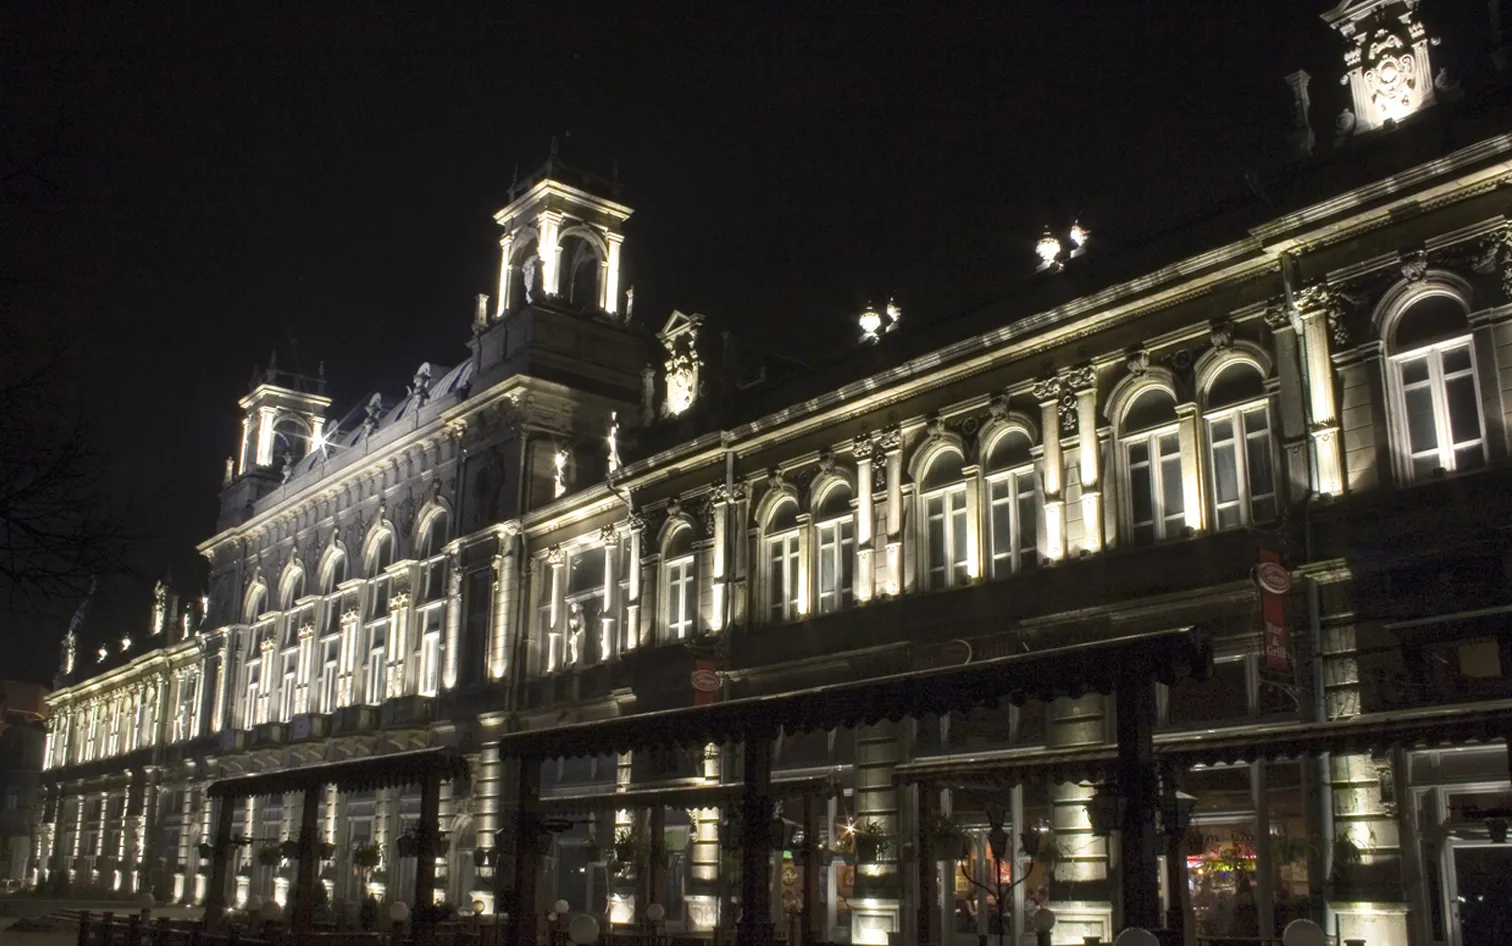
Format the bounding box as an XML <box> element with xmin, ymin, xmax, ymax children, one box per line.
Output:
<box><xmin>36</xmin><ymin>3</ymin><xmax>1512</xmax><ymax>943</ymax></box>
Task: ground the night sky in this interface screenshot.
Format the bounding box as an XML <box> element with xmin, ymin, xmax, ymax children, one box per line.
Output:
<box><xmin>0</xmin><ymin>2</ymin><xmax>1493</xmax><ymax>684</ymax></box>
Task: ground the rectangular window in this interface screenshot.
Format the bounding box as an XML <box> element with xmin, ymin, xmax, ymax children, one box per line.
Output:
<box><xmin>666</xmin><ymin>557</ymin><xmax>696</xmax><ymax>639</ymax></box>
<box><xmin>278</xmin><ymin>651</ymin><xmax>297</xmax><ymax>721</ymax></box>
<box><xmin>364</xmin><ymin>623</ymin><xmax>387</xmax><ymax>705</ymax></box>
<box><xmin>815</xmin><ymin>517</ymin><xmax>854</xmax><ymax>614</ymax></box>
<box><xmin>767</xmin><ymin>532</ymin><xmax>801</xmax><ymax>621</ymax></box>
<box><xmin>924</xmin><ymin>485</ymin><xmax>969</xmax><ymax>591</ymax></box>
<box><xmin>1127</xmin><ymin>431</ymin><xmax>1184</xmax><ymax>545</ymax></box>
<box><xmin>460</xmin><ymin>571</ymin><xmax>492</xmax><ymax>686</ymax></box>
<box><xmin>244</xmin><ymin>665</ymin><xmax>261</xmax><ymax>727</ymax></box>
<box><xmin>1208</xmin><ymin>406</ymin><xmax>1275</xmax><ymax>530</ymax></box>
<box><xmin>319</xmin><ymin>639</ymin><xmax>339</xmax><ymax>714</ymax></box>
<box><xmin>419</xmin><ymin>627</ymin><xmax>441</xmax><ymax>697</ymax></box>
<box><xmin>988</xmin><ymin>469</ymin><xmax>1037</xmax><ymax>577</ymax></box>
<box><xmin>1396</xmin><ymin>341</ymin><xmax>1484</xmax><ymax>480</ymax></box>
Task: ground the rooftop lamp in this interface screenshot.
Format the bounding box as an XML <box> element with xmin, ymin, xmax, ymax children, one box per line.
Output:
<box><xmin>1035</xmin><ymin>230</ymin><xmax>1063</xmax><ymax>272</ymax></box>
<box><xmin>858</xmin><ymin>299</ymin><xmax>902</xmax><ymax>344</ymax></box>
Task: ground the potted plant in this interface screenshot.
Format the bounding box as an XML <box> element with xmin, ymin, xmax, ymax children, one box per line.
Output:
<box><xmin>351</xmin><ymin>842</ymin><xmax>381</xmax><ymax>871</ymax></box>
<box><xmin>257</xmin><ymin>843</ymin><xmax>283</xmax><ymax>867</ymax></box>
<box><xmin>852</xmin><ymin>821</ymin><xmax>891</xmax><ymax>864</ymax></box>
<box><xmin>611</xmin><ymin>827</ymin><xmax>646</xmax><ymax>872</ymax></box>
<box><xmin>924</xmin><ymin>813</ymin><xmax>971</xmax><ymax>862</ymax></box>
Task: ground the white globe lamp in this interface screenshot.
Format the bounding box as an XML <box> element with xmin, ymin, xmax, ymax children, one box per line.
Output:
<box><xmin>389</xmin><ymin>901</ymin><xmax>410</xmax><ymax>924</ymax></box>
<box><xmin>567</xmin><ymin>914</ymin><xmax>600</xmax><ymax>945</ymax></box>
<box><xmin>646</xmin><ymin>903</ymin><xmax>666</xmax><ymax>923</ymax></box>
<box><xmin>244</xmin><ymin>895</ymin><xmax>264</xmax><ymax>914</ymax></box>
<box><xmin>1282</xmin><ymin>919</ymin><xmax>1328</xmax><ymax>946</ymax></box>
<box><xmin>1114</xmin><ymin>929</ymin><xmax>1159</xmax><ymax>946</ymax></box>
<box><xmin>553</xmin><ymin>899</ymin><xmax>571</xmax><ymax>917</ymax></box>
<box><xmin>1031</xmin><ymin>906</ymin><xmax>1056</xmax><ymax>933</ymax></box>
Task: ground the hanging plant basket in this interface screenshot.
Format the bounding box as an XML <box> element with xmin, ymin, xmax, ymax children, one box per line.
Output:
<box><xmin>318</xmin><ymin>840</ymin><xmax>337</xmax><ymax>860</ymax></box>
<box><xmin>396</xmin><ymin>834</ymin><xmax>418</xmax><ymax>859</ymax></box>
<box><xmin>198</xmin><ymin>842</ymin><xmax>214</xmax><ymax>860</ymax></box>
<box><xmin>257</xmin><ymin>844</ymin><xmax>283</xmax><ymax>867</ymax></box>
<box><xmin>281</xmin><ymin>840</ymin><xmax>300</xmax><ymax>860</ymax></box>
<box><xmin>853</xmin><ymin>822</ymin><xmax>891</xmax><ymax>864</ymax></box>
<box><xmin>352</xmin><ymin>842</ymin><xmax>381</xmax><ymax>870</ymax></box>
<box><xmin>923</xmin><ymin>814</ymin><xmax>970</xmax><ymax>862</ymax></box>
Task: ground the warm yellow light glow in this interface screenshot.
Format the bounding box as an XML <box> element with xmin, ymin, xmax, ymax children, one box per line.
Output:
<box><xmin>1036</xmin><ymin>231</ymin><xmax>1062</xmax><ymax>265</ymax></box>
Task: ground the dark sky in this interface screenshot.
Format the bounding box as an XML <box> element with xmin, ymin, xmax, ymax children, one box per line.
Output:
<box><xmin>1</xmin><ymin>2</ymin><xmax>1493</xmax><ymax>683</ymax></box>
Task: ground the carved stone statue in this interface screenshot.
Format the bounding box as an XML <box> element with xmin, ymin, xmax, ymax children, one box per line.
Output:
<box><xmin>363</xmin><ymin>392</ymin><xmax>384</xmax><ymax>435</ymax></box>
<box><xmin>607</xmin><ymin>411</ymin><xmax>621</xmax><ymax>476</ymax></box>
<box><xmin>522</xmin><ymin>255</ymin><xmax>541</xmax><ymax>304</ymax></box>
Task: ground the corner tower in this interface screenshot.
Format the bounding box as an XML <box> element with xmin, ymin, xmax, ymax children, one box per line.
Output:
<box><xmin>490</xmin><ymin>142</ymin><xmax>633</xmax><ymax>320</ymax></box>
<box><xmin>234</xmin><ymin>356</ymin><xmax>330</xmax><ymax>477</ymax></box>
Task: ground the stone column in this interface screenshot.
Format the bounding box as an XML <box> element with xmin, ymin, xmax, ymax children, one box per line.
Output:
<box><xmin>1034</xmin><ymin>378</ymin><xmax>1066</xmax><ymax>562</ymax></box>
<box><xmin>1068</xmin><ymin>367</ymin><xmax>1103</xmax><ymax>554</ymax></box>
<box><xmin>537</xmin><ymin>210</ymin><xmax>563</xmax><ymax>297</ymax></box>
<box><xmin>296</xmin><ymin>624</ymin><xmax>315</xmax><ymax>714</ymax></box>
<box><xmin>1116</xmin><ymin>678</ymin><xmax>1159</xmax><ymax>931</ymax></box>
<box><xmin>442</xmin><ymin>552</ymin><xmax>463</xmax><ymax>689</ymax></box>
<box><xmin>1300</xmin><ymin>299</ymin><xmax>1344</xmax><ymax>497</ymax></box>
<box><xmin>711</xmin><ymin>484</ymin><xmax>731</xmax><ymax>630</ymax></box>
<box><xmin>338</xmin><ymin>610</ymin><xmax>360</xmax><ymax>706</ymax></box>
<box><xmin>880</xmin><ymin>427</ymin><xmax>903</xmax><ymax>596</ymax></box>
<box><xmin>414</xmin><ymin>769</ymin><xmax>442</xmax><ymax>924</ymax></box>
<box><xmin>490</xmin><ymin>527</ymin><xmax>517</xmax><ymax>680</ymax></box>
<box><xmin>205</xmin><ymin>796</ymin><xmax>236</xmax><ymax>925</ymax></box>
<box><xmin>962</xmin><ymin>465</ymin><xmax>983</xmax><ymax>581</ymax></box>
<box><xmin>212</xmin><ymin>632</ymin><xmax>234</xmax><ymax>732</ymax></box>
<box><xmin>505</xmin><ymin>756</ymin><xmax>543</xmax><ymax>946</ymax></box>
<box><xmin>385</xmin><ymin>590</ymin><xmax>411</xmax><ymax>698</ymax></box>
<box><xmin>495</xmin><ymin>233</ymin><xmax>513</xmax><ymax>317</ymax></box>
<box><xmin>625</xmin><ymin>515</ymin><xmax>645</xmax><ymax>651</ymax></box>
<box><xmin>1176</xmin><ymin>402</ymin><xmax>1204</xmax><ymax>533</ymax></box>
<box><xmin>604</xmin><ymin>232</ymin><xmax>624</xmax><ymax>316</ymax></box>
<box><xmin>853</xmin><ymin>721</ymin><xmax>902</xmax><ymax>937</ymax></box>
<box><xmin>854</xmin><ymin>437</ymin><xmax>876</xmax><ymax>603</ymax></box>
<box><xmin>1047</xmin><ymin>693</ymin><xmax>1112</xmax><ymax>938</ymax></box>
<box><xmin>470</xmin><ymin>743</ymin><xmax>502</xmax><ymax>912</ymax></box>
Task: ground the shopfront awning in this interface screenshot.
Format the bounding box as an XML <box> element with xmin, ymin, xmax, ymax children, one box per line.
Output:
<box><xmin>537</xmin><ymin>775</ymin><xmax>829</xmax><ymax>814</ymax></box>
<box><xmin>495</xmin><ymin>626</ymin><xmax>1212</xmax><ymax>761</ymax></box>
<box><xmin>891</xmin><ymin>699</ymin><xmax>1512</xmax><ymax>787</ymax></box>
<box><xmin>207</xmin><ymin>746</ymin><xmax>469</xmax><ymax>799</ymax></box>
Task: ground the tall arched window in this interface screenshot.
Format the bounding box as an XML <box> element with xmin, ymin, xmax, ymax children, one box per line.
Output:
<box><xmin>1388</xmin><ymin>293</ymin><xmax>1485</xmax><ymax>481</ymax></box>
<box><xmin>764</xmin><ymin>497</ymin><xmax>802</xmax><ymax>622</ymax></box>
<box><xmin>663</xmin><ymin>526</ymin><xmax>698</xmax><ymax>641</ymax></box>
<box><xmin>1203</xmin><ymin>361</ymin><xmax>1277</xmax><ymax>529</ymax></box>
<box><xmin>984</xmin><ymin>428</ymin><xmax>1038</xmax><ymax>576</ymax></box>
<box><xmin>320</xmin><ymin>550</ymin><xmax>347</xmax><ymax>593</ymax></box>
<box><xmin>362</xmin><ymin>529</ymin><xmax>395</xmax><ymax>704</ymax></box>
<box><xmin>1121</xmin><ymin>388</ymin><xmax>1185</xmax><ymax>546</ymax></box>
<box><xmin>919</xmin><ymin>448</ymin><xmax>969</xmax><ymax>591</ymax></box>
<box><xmin>243</xmin><ymin>585</ymin><xmax>268</xmax><ymax>624</ymax></box>
<box><xmin>418</xmin><ymin>509</ymin><xmax>450</xmax><ymax>603</ymax></box>
<box><xmin>813</xmin><ymin>482</ymin><xmax>854</xmax><ymax>614</ymax></box>
<box><xmin>279</xmin><ymin>567</ymin><xmax>305</xmax><ymax>610</ymax></box>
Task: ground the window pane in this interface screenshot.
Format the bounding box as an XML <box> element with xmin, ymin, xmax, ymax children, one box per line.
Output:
<box><xmin>927</xmin><ymin>495</ymin><xmax>947</xmax><ymax>589</ymax></box>
<box><xmin>1444</xmin><ymin>372</ymin><xmax>1481</xmax><ymax>448</ymax></box>
<box><xmin>1128</xmin><ymin>440</ymin><xmax>1149</xmax><ymax>466</ymax></box>
<box><xmin>990</xmin><ymin>482</ymin><xmax>1012</xmax><ymax>573</ymax></box>
<box><xmin>1016</xmin><ymin>473</ymin><xmax>1037</xmax><ymax>567</ymax></box>
<box><xmin>1245</xmin><ymin>425</ymin><xmax>1275</xmax><ymax>507</ymax></box>
<box><xmin>1400</xmin><ymin>356</ymin><xmax>1430</xmax><ymax>385</ymax></box>
<box><xmin>680</xmin><ymin>567</ymin><xmax>697</xmax><ymax>632</ymax></box>
<box><xmin>950</xmin><ymin>496</ymin><xmax>969</xmax><ymax>583</ymax></box>
<box><xmin>1129</xmin><ymin>463</ymin><xmax>1154</xmax><ymax>527</ymax></box>
<box><xmin>1403</xmin><ymin>385</ymin><xmax>1439</xmax><ymax>456</ymax></box>
<box><xmin>1159</xmin><ymin>434</ymin><xmax>1184</xmax><ymax>521</ymax></box>
<box><xmin>1211</xmin><ymin>440</ymin><xmax>1239</xmax><ymax>507</ymax></box>
<box><xmin>1441</xmin><ymin>345</ymin><xmax>1472</xmax><ymax>375</ymax></box>
<box><xmin>840</xmin><ymin>520</ymin><xmax>855</xmax><ymax>602</ymax></box>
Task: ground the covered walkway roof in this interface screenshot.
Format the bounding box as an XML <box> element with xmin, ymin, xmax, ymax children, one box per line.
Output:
<box><xmin>495</xmin><ymin>626</ymin><xmax>1212</xmax><ymax>760</ymax></box>
<box><xmin>208</xmin><ymin>746</ymin><xmax>469</xmax><ymax>799</ymax></box>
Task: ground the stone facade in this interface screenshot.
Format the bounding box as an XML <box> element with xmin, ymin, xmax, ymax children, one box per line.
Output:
<box><xmin>36</xmin><ymin>12</ymin><xmax>1512</xmax><ymax>944</ymax></box>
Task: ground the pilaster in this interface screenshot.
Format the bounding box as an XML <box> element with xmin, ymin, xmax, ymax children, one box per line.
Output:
<box><xmin>853</xmin><ymin>436</ymin><xmax>876</xmax><ymax>603</ymax></box>
<box><xmin>1034</xmin><ymin>378</ymin><xmax>1066</xmax><ymax>562</ymax></box>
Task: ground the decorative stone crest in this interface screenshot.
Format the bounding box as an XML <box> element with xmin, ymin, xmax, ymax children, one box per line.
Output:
<box><xmin>599</xmin><ymin>524</ymin><xmax>619</xmax><ymax>545</ymax></box>
<box><xmin>1125</xmin><ymin>348</ymin><xmax>1150</xmax><ymax>377</ymax></box>
<box><xmin>1209</xmin><ymin>319</ymin><xmax>1235</xmax><ymax>350</ymax></box>
<box><xmin>544</xmin><ymin>545</ymin><xmax>565</xmax><ymax>567</ymax></box>
<box><xmin>1400</xmin><ymin>250</ymin><xmax>1429</xmax><ymax>283</ymax></box>
<box><xmin>988</xmin><ymin>394</ymin><xmax>1011</xmax><ymax>421</ymax></box>
<box><xmin>1326</xmin><ymin>0</ymin><xmax>1436</xmax><ymax>136</ymax></box>
<box><xmin>1057</xmin><ymin>390</ymin><xmax>1079</xmax><ymax>435</ymax></box>
<box><xmin>875</xmin><ymin>424</ymin><xmax>902</xmax><ymax>452</ymax></box>
<box><xmin>658</xmin><ymin>310</ymin><xmax>705</xmax><ymax>418</ymax></box>
<box><xmin>1477</xmin><ymin>227</ymin><xmax>1512</xmax><ymax>299</ymax></box>
<box><xmin>852</xmin><ymin>434</ymin><xmax>876</xmax><ymax>462</ymax></box>
<box><xmin>1062</xmin><ymin>364</ymin><xmax>1095</xmax><ymax>392</ymax></box>
<box><xmin>924</xmin><ymin>413</ymin><xmax>947</xmax><ymax>440</ymax></box>
<box><xmin>1297</xmin><ymin>282</ymin><xmax>1355</xmax><ymax>348</ymax></box>
<box><xmin>1030</xmin><ymin>376</ymin><xmax>1061</xmax><ymax>403</ymax></box>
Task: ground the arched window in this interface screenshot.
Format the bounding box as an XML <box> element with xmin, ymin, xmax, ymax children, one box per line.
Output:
<box><xmin>1203</xmin><ymin>361</ymin><xmax>1277</xmax><ymax>529</ymax></box>
<box><xmin>984</xmin><ymin>428</ymin><xmax>1038</xmax><ymax>576</ymax></box>
<box><xmin>320</xmin><ymin>551</ymin><xmax>347</xmax><ymax>594</ymax></box>
<box><xmin>418</xmin><ymin>509</ymin><xmax>450</xmax><ymax>603</ymax></box>
<box><xmin>244</xmin><ymin>585</ymin><xmax>268</xmax><ymax>624</ymax></box>
<box><xmin>365</xmin><ymin>532</ymin><xmax>394</xmax><ymax>578</ymax></box>
<box><xmin>1388</xmin><ymin>293</ymin><xmax>1484</xmax><ymax>481</ymax></box>
<box><xmin>419</xmin><ymin>510</ymin><xmax>450</xmax><ymax>559</ymax></box>
<box><xmin>919</xmin><ymin>448</ymin><xmax>969</xmax><ymax>591</ymax></box>
<box><xmin>271</xmin><ymin>417</ymin><xmax>309</xmax><ymax>466</ymax></box>
<box><xmin>764</xmin><ymin>497</ymin><xmax>802</xmax><ymax>622</ymax></box>
<box><xmin>1121</xmin><ymin>387</ymin><xmax>1184</xmax><ymax>546</ymax></box>
<box><xmin>279</xmin><ymin>568</ymin><xmax>305</xmax><ymax>610</ymax></box>
<box><xmin>813</xmin><ymin>482</ymin><xmax>854</xmax><ymax>614</ymax></box>
<box><xmin>663</xmin><ymin>526</ymin><xmax>698</xmax><ymax>640</ymax></box>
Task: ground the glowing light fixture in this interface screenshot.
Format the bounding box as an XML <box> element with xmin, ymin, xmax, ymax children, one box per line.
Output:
<box><xmin>97</xmin><ymin>646</ymin><xmax>108</xmax><ymax>663</ymax></box>
<box><xmin>858</xmin><ymin>299</ymin><xmax>902</xmax><ymax>344</ymax></box>
<box><xmin>1035</xmin><ymin>231</ymin><xmax>1063</xmax><ymax>270</ymax></box>
<box><xmin>120</xmin><ymin>636</ymin><xmax>132</xmax><ymax>652</ymax></box>
<box><xmin>1069</xmin><ymin>220</ymin><xmax>1089</xmax><ymax>251</ymax></box>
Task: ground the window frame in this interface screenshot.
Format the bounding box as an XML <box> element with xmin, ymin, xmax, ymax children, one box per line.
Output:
<box><xmin>1122</xmin><ymin>424</ymin><xmax>1185</xmax><ymax>546</ymax></box>
<box><xmin>985</xmin><ymin>463</ymin><xmax>1037</xmax><ymax>578</ymax></box>
<box><xmin>922</xmin><ymin>481</ymin><xmax>970</xmax><ymax>591</ymax></box>
<box><xmin>814</xmin><ymin>512</ymin><xmax>855</xmax><ymax>614</ymax></box>
<box><xmin>1204</xmin><ymin>397</ymin><xmax>1278</xmax><ymax>531</ymax></box>
<box><xmin>1390</xmin><ymin>336</ymin><xmax>1487</xmax><ymax>483</ymax></box>
<box><xmin>664</xmin><ymin>552</ymin><xmax>697</xmax><ymax>641</ymax></box>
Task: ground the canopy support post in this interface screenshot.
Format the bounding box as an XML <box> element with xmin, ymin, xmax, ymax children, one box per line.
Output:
<box><xmin>737</xmin><ymin>734</ymin><xmax>775</xmax><ymax>946</ymax></box>
<box><xmin>1116</xmin><ymin>675</ymin><xmax>1160</xmax><ymax>931</ymax></box>
<box><xmin>292</xmin><ymin>786</ymin><xmax>320</xmax><ymax>931</ymax></box>
<box><xmin>204</xmin><ymin>795</ymin><xmax>235</xmax><ymax>927</ymax></box>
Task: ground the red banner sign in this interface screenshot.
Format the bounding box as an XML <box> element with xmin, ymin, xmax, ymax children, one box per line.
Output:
<box><xmin>692</xmin><ymin>661</ymin><xmax>719</xmax><ymax>705</ymax></box>
<box><xmin>1258</xmin><ymin>549</ymin><xmax>1290</xmax><ymax>671</ymax></box>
